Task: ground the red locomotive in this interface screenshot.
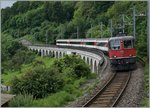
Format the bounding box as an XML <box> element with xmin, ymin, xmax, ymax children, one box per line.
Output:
<box><xmin>108</xmin><ymin>36</ymin><xmax>136</xmax><ymax>70</ymax></box>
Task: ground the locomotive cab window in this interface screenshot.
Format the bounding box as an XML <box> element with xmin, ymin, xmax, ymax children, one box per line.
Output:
<box><xmin>124</xmin><ymin>40</ymin><xmax>133</xmax><ymax>48</ymax></box>
<box><xmin>110</xmin><ymin>39</ymin><xmax>120</xmax><ymax>50</ymax></box>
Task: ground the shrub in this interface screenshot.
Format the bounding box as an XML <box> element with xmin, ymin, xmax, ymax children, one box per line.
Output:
<box><xmin>32</xmin><ymin>59</ymin><xmax>45</xmax><ymax>67</ymax></box>
<box><xmin>12</xmin><ymin>49</ymin><xmax>36</xmax><ymax>67</ymax></box>
<box><xmin>63</xmin><ymin>77</ymin><xmax>85</xmax><ymax>95</ymax></box>
<box><xmin>3</xmin><ymin>49</ymin><xmax>36</xmax><ymax>71</ymax></box>
<box><xmin>11</xmin><ymin>66</ymin><xmax>64</xmax><ymax>98</ymax></box>
<box><xmin>9</xmin><ymin>94</ymin><xmax>34</xmax><ymax>107</ymax></box>
<box><xmin>73</xmin><ymin>62</ymin><xmax>91</xmax><ymax>78</ymax></box>
<box><xmin>33</xmin><ymin>91</ymin><xmax>73</xmax><ymax>107</ymax></box>
<box><xmin>53</xmin><ymin>55</ymin><xmax>91</xmax><ymax>78</ymax></box>
<box><xmin>62</xmin><ymin>67</ymin><xmax>76</xmax><ymax>84</ymax></box>
<box><xmin>140</xmin><ymin>63</ymin><xmax>149</xmax><ymax>107</ymax></box>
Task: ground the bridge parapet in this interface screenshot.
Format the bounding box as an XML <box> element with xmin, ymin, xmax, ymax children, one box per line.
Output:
<box><xmin>28</xmin><ymin>45</ymin><xmax>104</xmax><ymax>74</ymax></box>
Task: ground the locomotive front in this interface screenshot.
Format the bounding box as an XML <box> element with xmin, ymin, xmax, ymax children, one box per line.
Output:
<box><xmin>108</xmin><ymin>36</ymin><xmax>136</xmax><ymax>70</ymax></box>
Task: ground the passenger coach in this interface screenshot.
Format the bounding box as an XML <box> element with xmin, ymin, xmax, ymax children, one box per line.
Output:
<box><xmin>56</xmin><ymin>38</ymin><xmax>108</xmax><ymax>52</ymax></box>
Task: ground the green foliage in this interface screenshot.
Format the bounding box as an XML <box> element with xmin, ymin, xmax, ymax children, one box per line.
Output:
<box><xmin>2</xmin><ymin>71</ymin><xmax>22</xmax><ymax>86</ymax></box>
<box><xmin>2</xmin><ymin>57</ymin><xmax>55</xmax><ymax>86</ymax></box>
<box><xmin>73</xmin><ymin>62</ymin><xmax>90</xmax><ymax>78</ymax></box>
<box><xmin>33</xmin><ymin>91</ymin><xmax>73</xmax><ymax>107</ymax></box>
<box><xmin>63</xmin><ymin>77</ymin><xmax>85</xmax><ymax>95</ymax></box>
<box><xmin>2</xmin><ymin>49</ymin><xmax>36</xmax><ymax>72</ymax></box>
<box><xmin>32</xmin><ymin>59</ymin><xmax>45</xmax><ymax>67</ymax></box>
<box><xmin>144</xmin><ymin>63</ymin><xmax>149</xmax><ymax>93</ymax></box>
<box><xmin>9</xmin><ymin>94</ymin><xmax>34</xmax><ymax>107</ymax></box>
<box><xmin>11</xmin><ymin>66</ymin><xmax>64</xmax><ymax>98</ymax></box>
<box><xmin>2</xmin><ymin>1</ymin><xmax>147</xmax><ymax>57</ymax></box>
<box><xmin>1</xmin><ymin>33</ymin><xmax>26</xmax><ymax>61</ymax></box>
<box><xmin>2</xmin><ymin>1</ymin><xmax>115</xmax><ymax>42</ymax></box>
<box><xmin>136</xmin><ymin>19</ymin><xmax>147</xmax><ymax>57</ymax></box>
<box><xmin>140</xmin><ymin>97</ymin><xmax>149</xmax><ymax>107</ymax></box>
<box><xmin>1</xmin><ymin>33</ymin><xmax>14</xmax><ymax>61</ymax></box>
<box><xmin>140</xmin><ymin>63</ymin><xmax>149</xmax><ymax>107</ymax></box>
<box><xmin>3</xmin><ymin>55</ymin><xmax>91</xmax><ymax>106</ymax></box>
<box><xmin>1</xmin><ymin>33</ymin><xmax>36</xmax><ymax>72</ymax></box>
<box><xmin>11</xmin><ymin>49</ymin><xmax>36</xmax><ymax>70</ymax></box>
<box><xmin>53</xmin><ymin>55</ymin><xmax>91</xmax><ymax>78</ymax></box>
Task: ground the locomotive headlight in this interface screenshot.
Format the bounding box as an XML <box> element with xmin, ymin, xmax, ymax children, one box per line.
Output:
<box><xmin>113</xmin><ymin>56</ymin><xmax>117</xmax><ymax>58</ymax></box>
<box><xmin>129</xmin><ymin>54</ymin><xmax>132</xmax><ymax>57</ymax></box>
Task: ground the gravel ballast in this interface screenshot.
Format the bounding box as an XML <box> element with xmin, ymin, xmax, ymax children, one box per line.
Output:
<box><xmin>116</xmin><ymin>62</ymin><xmax>144</xmax><ymax>107</ymax></box>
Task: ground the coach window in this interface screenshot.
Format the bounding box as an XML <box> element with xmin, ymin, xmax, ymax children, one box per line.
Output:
<box><xmin>110</xmin><ymin>39</ymin><xmax>120</xmax><ymax>50</ymax></box>
<box><xmin>97</xmin><ymin>42</ymin><xmax>106</xmax><ymax>46</ymax></box>
<box><xmin>124</xmin><ymin>40</ymin><xmax>133</xmax><ymax>48</ymax></box>
<box><xmin>86</xmin><ymin>42</ymin><xmax>94</xmax><ymax>45</ymax></box>
<box><xmin>70</xmin><ymin>42</ymin><xmax>80</xmax><ymax>44</ymax></box>
<box><xmin>57</xmin><ymin>41</ymin><xmax>68</xmax><ymax>44</ymax></box>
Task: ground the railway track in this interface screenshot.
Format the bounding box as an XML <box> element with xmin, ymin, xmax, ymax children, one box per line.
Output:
<box><xmin>82</xmin><ymin>71</ymin><xmax>131</xmax><ymax>107</ymax></box>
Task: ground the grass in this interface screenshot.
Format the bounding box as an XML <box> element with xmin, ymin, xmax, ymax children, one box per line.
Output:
<box><xmin>9</xmin><ymin>94</ymin><xmax>34</xmax><ymax>107</ymax></box>
<box><xmin>8</xmin><ymin>77</ymin><xmax>88</xmax><ymax>107</ymax></box>
<box><xmin>2</xmin><ymin>57</ymin><xmax>55</xmax><ymax>86</ymax></box>
<box><xmin>11</xmin><ymin>77</ymin><xmax>89</xmax><ymax>107</ymax></box>
<box><xmin>33</xmin><ymin>91</ymin><xmax>73</xmax><ymax>107</ymax></box>
<box><xmin>2</xmin><ymin>71</ymin><xmax>23</xmax><ymax>86</ymax></box>
<box><xmin>32</xmin><ymin>78</ymin><xmax>86</xmax><ymax>107</ymax></box>
<box><xmin>140</xmin><ymin>62</ymin><xmax>149</xmax><ymax>107</ymax></box>
<box><xmin>34</xmin><ymin>56</ymin><xmax>56</xmax><ymax>68</ymax></box>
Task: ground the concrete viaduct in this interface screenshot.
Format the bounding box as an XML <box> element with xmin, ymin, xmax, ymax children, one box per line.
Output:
<box><xmin>28</xmin><ymin>45</ymin><xmax>104</xmax><ymax>74</ymax></box>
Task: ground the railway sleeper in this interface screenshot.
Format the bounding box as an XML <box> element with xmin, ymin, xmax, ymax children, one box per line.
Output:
<box><xmin>114</xmin><ymin>79</ymin><xmax>128</xmax><ymax>82</ymax></box>
<box><xmin>93</xmin><ymin>100</ymin><xmax>110</xmax><ymax>104</ymax></box>
<box><xmin>89</xmin><ymin>104</ymin><xmax>108</xmax><ymax>107</ymax></box>
<box><xmin>100</xmin><ymin>94</ymin><xmax>116</xmax><ymax>97</ymax></box>
<box><xmin>108</xmin><ymin>85</ymin><xmax>122</xmax><ymax>88</ymax></box>
<box><xmin>110</xmin><ymin>83</ymin><xmax>122</xmax><ymax>86</ymax></box>
<box><xmin>114</xmin><ymin>76</ymin><xmax>128</xmax><ymax>79</ymax></box>
<box><xmin>107</xmin><ymin>87</ymin><xmax>121</xmax><ymax>90</ymax></box>
<box><xmin>101</xmin><ymin>94</ymin><xmax>116</xmax><ymax>97</ymax></box>
<box><xmin>92</xmin><ymin>101</ymin><xmax>113</xmax><ymax>107</ymax></box>
<box><xmin>106</xmin><ymin>86</ymin><xmax>120</xmax><ymax>89</ymax></box>
<box><xmin>97</xmin><ymin>96</ymin><xmax>114</xmax><ymax>100</ymax></box>
<box><xmin>103</xmin><ymin>90</ymin><xmax>117</xmax><ymax>94</ymax></box>
<box><xmin>111</xmin><ymin>81</ymin><xmax>124</xmax><ymax>84</ymax></box>
<box><xmin>105</xmin><ymin>89</ymin><xmax>119</xmax><ymax>92</ymax></box>
<box><xmin>114</xmin><ymin>78</ymin><xmax>128</xmax><ymax>81</ymax></box>
<box><xmin>107</xmin><ymin>86</ymin><xmax>124</xmax><ymax>91</ymax></box>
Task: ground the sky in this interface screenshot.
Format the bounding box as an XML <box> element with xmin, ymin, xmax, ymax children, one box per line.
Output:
<box><xmin>1</xmin><ymin>0</ymin><xmax>17</xmax><ymax>9</ymax></box>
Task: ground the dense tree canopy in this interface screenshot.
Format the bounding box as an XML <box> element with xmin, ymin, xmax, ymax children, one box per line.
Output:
<box><xmin>1</xmin><ymin>1</ymin><xmax>148</xmax><ymax>57</ymax></box>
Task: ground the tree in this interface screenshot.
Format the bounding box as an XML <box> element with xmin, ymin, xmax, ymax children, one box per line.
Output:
<box><xmin>12</xmin><ymin>66</ymin><xmax>64</xmax><ymax>98</ymax></box>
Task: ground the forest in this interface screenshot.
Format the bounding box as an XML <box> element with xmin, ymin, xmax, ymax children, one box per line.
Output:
<box><xmin>1</xmin><ymin>1</ymin><xmax>148</xmax><ymax>107</ymax></box>
<box><xmin>2</xmin><ymin>1</ymin><xmax>148</xmax><ymax>58</ymax></box>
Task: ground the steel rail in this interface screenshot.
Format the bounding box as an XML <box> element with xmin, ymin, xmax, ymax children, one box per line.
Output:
<box><xmin>111</xmin><ymin>71</ymin><xmax>131</xmax><ymax>107</ymax></box>
<box><xmin>82</xmin><ymin>73</ymin><xmax>116</xmax><ymax>107</ymax></box>
<box><xmin>82</xmin><ymin>72</ymin><xmax>131</xmax><ymax>107</ymax></box>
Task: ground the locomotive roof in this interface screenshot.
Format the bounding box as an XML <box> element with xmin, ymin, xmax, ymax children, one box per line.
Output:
<box><xmin>109</xmin><ymin>36</ymin><xmax>134</xmax><ymax>41</ymax></box>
